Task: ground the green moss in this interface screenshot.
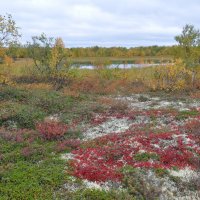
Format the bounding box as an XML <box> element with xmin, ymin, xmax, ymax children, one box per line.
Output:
<box><xmin>0</xmin><ymin>101</ymin><xmax>46</xmax><ymax>128</ymax></box>
<box><xmin>0</xmin><ymin>131</ymin><xmax>68</xmax><ymax>200</ymax></box>
<box><xmin>138</xmin><ymin>95</ymin><xmax>149</xmax><ymax>102</ymax></box>
<box><xmin>0</xmin><ymin>86</ymin><xmax>30</xmax><ymax>102</ymax></box>
<box><xmin>168</xmin><ymin>175</ymin><xmax>181</xmax><ymax>184</ymax></box>
<box><xmin>175</xmin><ymin>110</ymin><xmax>199</xmax><ymax>120</ymax></box>
<box><xmin>59</xmin><ymin>188</ymin><xmax>134</xmax><ymax>200</ymax></box>
<box><xmin>134</xmin><ymin>152</ymin><xmax>160</xmax><ymax>162</ymax></box>
<box><xmin>0</xmin><ymin>159</ymin><xmax>68</xmax><ymax>200</ymax></box>
<box><xmin>154</xmin><ymin>168</ymin><xmax>169</xmax><ymax>177</ymax></box>
<box><xmin>72</xmin><ymin>189</ymin><xmax>114</xmax><ymax>200</ymax></box>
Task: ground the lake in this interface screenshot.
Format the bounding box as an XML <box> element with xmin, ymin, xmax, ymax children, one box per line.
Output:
<box><xmin>72</xmin><ymin>63</ymin><xmax>170</xmax><ymax>69</ymax></box>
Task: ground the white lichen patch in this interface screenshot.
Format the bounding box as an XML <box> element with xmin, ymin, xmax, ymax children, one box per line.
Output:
<box><xmin>60</xmin><ymin>94</ymin><xmax>200</xmax><ymax>199</ymax></box>
<box><xmin>169</xmin><ymin>168</ymin><xmax>199</xmax><ymax>182</ymax></box>
<box><xmin>114</xmin><ymin>94</ymin><xmax>200</xmax><ymax>111</ymax></box>
<box><xmin>62</xmin><ymin>178</ymin><xmax>122</xmax><ymax>193</ymax></box>
<box><xmin>44</xmin><ymin>113</ymin><xmax>61</xmax><ymax>122</ymax></box>
<box><xmin>83</xmin><ymin>117</ymin><xmax>132</xmax><ymax>140</ymax></box>
<box><xmin>82</xmin><ymin>180</ymin><xmax>122</xmax><ymax>191</ymax></box>
<box><xmin>138</xmin><ymin>169</ymin><xmax>200</xmax><ymax>200</ymax></box>
<box><xmin>60</xmin><ymin>153</ymin><xmax>75</xmax><ymax>161</ymax></box>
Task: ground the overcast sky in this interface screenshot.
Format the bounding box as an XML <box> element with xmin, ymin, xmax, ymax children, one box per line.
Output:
<box><xmin>1</xmin><ymin>0</ymin><xmax>200</xmax><ymax>47</ymax></box>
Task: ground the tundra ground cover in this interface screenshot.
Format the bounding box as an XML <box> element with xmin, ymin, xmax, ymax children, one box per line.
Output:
<box><xmin>1</xmin><ymin>85</ymin><xmax>200</xmax><ymax>199</ymax></box>
<box><xmin>61</xmin><ymin>94</ymin><xmax>200</xmax><ymax>199</ymax></box>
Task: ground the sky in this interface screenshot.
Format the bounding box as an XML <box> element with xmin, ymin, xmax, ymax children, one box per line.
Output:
<box><xmin>1</xmin><ymin>0</ymin><xmax>200</xmax><ymax>47</ymax></box>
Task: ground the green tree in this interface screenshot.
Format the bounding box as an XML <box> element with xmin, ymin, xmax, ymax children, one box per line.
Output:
<box><xmin>175</xmin><ymin>24</ymin><xmax>200</xmax><ymax>66</ymax></box>
<box><xmin>175</xmin><ymin>24</ymin><xmax>200</xmax><ymax>87</ymax></box>
<box><xmin>0</xmin><ymin>14</ymin><xmax>21</xmax><ymax>47</ymax></box>
<box><xmin>0</xmin><ymin>14</ymin><xmax>20</xmax><ymax>85</ymax></box>
<box><xmin>27</xmin><ymin>33</ymin><xmax>70</xmax><ymax>90</ymax></box>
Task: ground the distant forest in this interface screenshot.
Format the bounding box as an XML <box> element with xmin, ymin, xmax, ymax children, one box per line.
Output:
<box><xmin>3</xmin><ymin>45</ymin><xmax>178</xmax><ymax>59</ymax></box>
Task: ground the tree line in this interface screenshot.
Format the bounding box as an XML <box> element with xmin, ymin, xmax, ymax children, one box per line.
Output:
<box><xmin>0</xmin><ymin>14</ymin><xmax>199</xmax><ymax>62</ymax></box>
<box><xmin>1</xmin><ymin>13</ymin><xmax>200</xmax><ymax>90</ymax></box>
<box><xmin>0</xmin><ymin>43</ymin><xmax>177</xmax><ymax>60</ymax></box>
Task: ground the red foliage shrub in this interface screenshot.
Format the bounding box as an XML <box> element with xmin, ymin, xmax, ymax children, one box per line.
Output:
<box><xmin>15</xmin><ymin>133</ymin><xmax>24</xmax><ymax>143</ymax></box>
<box><xmin>0</xmin><ymin>153</ymin><xmax>3</xmax><ymax>161</ymax></box>
<box><xmin>70</xmin><ymin>130</ymin><xmax>200</xmax><ymax>182</ymax></box>
<box><xmin>21</xmin><ymin>147</ymin><xmax>34</xmax><ymax>158</ymax></box>
<box><xmin>36</xmin><ymin>121</ymin><xmax>68</xmax><ymax>140</ymax></box>
<box><xmin>56</xmin><ymin>139</ymin><xmax>81</xmax><ymax>152</ymax></box>
<box><xmin>0</xmin><ymin>128</ymin><xmax>39</xmax><ymax>143</ymax></box>
<box><xmin>183</xmin><ymin>119</ymin><xmax>200</xmax><ymax>143</ymax></box>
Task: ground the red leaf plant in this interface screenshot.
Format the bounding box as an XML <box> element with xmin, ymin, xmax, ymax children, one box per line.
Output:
<box><xmin>69</xmin><ymin>130</ymin><xmax>200</xmax><ymax>182</ymax></box>
<box><xmin>36</xmin><ymin>121</ymin><xmax>68</xmax><ymax>140</ymax></box>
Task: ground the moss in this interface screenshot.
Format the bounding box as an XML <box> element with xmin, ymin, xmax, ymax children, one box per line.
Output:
<box><xmin>57</xmin><ymin>188</ymin><xmax>134</xmax><ymax>200</ymax></box>
<box><xmin>134</xmin><ymin>152</ymin><xmax>160</xmax><ymax>162</ymax></box>
<box><xmin>0</xmin><ymin>129</ymin><xmax>68</xmax><ymax>200</ymax></box>
<box><xmin>175</xmin><ymin>110</ymin><xmax>199</xmax><ymax>120</ymax></box>
<box><xmin>138</xmin><ymin>95</ymin><xmax>149</xmax><ymax>102</ymax></box>
<box><xmin>154</xmin><ymin>168</ymin><xmax>169</xmax><ymax>177</ymax></box>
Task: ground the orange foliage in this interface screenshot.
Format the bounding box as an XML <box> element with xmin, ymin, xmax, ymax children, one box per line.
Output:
<box><xmin>18</xmin><ymin>83</ymin><xmax>53</xmax><ymax>90</ymax></box>
<box><xmin>62</xmin><ymin>88</ymin><xmax>80</xmax><ymax>98</ymax></box>
<box><xmin>3</xmin><ymin>55</ymin><xmax>13</xmax><ymax>66</ymax></box>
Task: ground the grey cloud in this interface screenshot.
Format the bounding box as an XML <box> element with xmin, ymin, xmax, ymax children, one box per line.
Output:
<box><xmin>1</xmin><ymin>0</ymin><xmax>200</xmax><ymax>47</ymax></box>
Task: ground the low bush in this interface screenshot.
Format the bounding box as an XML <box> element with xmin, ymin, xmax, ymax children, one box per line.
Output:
<box><xmin>0</xmin><ymin>102</ymin><xmax>46</xmax><ymax>128</ymax></box>
<box><xmin>56</xmin><ymin>139</ymin><xmax>81</xmax><ymax>152</ymax></box>
<box><xmin>109</xmin><ymin>100</ymin><xmax>129</xmax><ymax>114</ymax></box>
<box><xmin>0</xmin><ymin>86</ymin><xmax>30</xmax><ymax>102</ymax></box>
<box><xmin>13</xmin><ymin>106</ymin><xmax>46</xmax><ymax>129</ymax></box>
<box><xmin>138</xmin><ymin>95</ymin><xmax>149</xmax><ymax>102</ymax></box>
<box><xmin>134</xmin><ymin>152</ymin><xmax>160</xmax><ymax>162</ymax></box>
<box><xmin>36</xmin><ymin>121</ymin><xmax>68</xmax><ymax>140</ymax></box>
<box><xmin>122</xmin><ymin>167</ymin><xmax>162</xmax><ymax>199</ymax></box>
<box><xmin>0</xmin><ymin>159</ymin><xmax>68</xmax><ymax>200</ymax></box>
<box><xmin>184</xmin><ymin>119</ymin><xmax>200</xmax><ymax>141</ymax></box>
<box><xmin>175</xmin><ymin>110</ymin><xmax>199</xmax><ymax>120</ymax></box>
<box><xmin>29</xmin><ymin>90</ymin><xmax>74</xmax><ymax>114</ymax></box>
<box><xmin>154</xmin><ymin>59</ymin><xmax>192</xmax><ymax>91</ymax></box>
<box><xmin>59</xmin><ymin>188</ymin><xmax>133</xmax><ymax>200</ymax></box>
<box><xmin>0</xmin><ymin>86</ymin><xmax>75</xmax><ymax>115</ymax></box>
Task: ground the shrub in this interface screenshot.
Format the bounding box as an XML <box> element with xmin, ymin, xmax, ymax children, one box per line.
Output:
<box><xmin>184</xmin><ymin>119</ymin><xmax>200</xmax><ymax>142</ymax></box>
<box><xmin>56</xmin><ymin>139</ymin><xmax>81</xmax><ymax>152</ymax></box>
<box><xmin>57</xmin><ymin>188</ymin><xmax>133</xmax><ymax>200</ymax></box>
<box><xmin>175</xmin><ymin>110</ymin><xmax>199</xmax><ymax>120</ymax></box>
<box><xmin>109</xmin><ymin>100</ymin><xmax>129</xmax><ymax>114</ymax></box>
<box><xmin>0</xmin><ymin>86</ymin><xmax>75</xmax><ymax>116</ymax></box>
<box><xmin>72</xmin><ymin>189</ymin><xmax>114</xmax><ymax>200</ymax></box>
<box><xmin>0</xmin><ymin>73</ymin><xmax>14</xmax><ymax>86</ymax></box>
<box><xmin>0</xmin><ymin>86</ymin><xmax>30</xmax><ymax>101</ymax></box>
<box><xmin>154</xmin><ymin>168</ymin><xmax>169</xmax><ymax>177</ymax></box>
<box><xmin>27</xmin><ymin>34</ymin><xmax>71</xmax><ymax>90</ymax></box>
<box><xmin>0</xmin><ymin>159</ymin><xmax>68</xmax><ymax>200</ymax></box>
<box><xmin>0</xmin><ymin>102</ymin><xmax>21</xmax><ymax>125</ymax></box>
<box><xmin>21</xmin><ymin>146</ymin><xmax>34</xmax><ymax>158</ymax></box>
<box><xmin>138</xmin><ymin>95</ymin><xmax>149</xmax><ymax>102</ymax></box>
<box><xmin>134</xmin><ymin>152</ymin><xmax>160</xmax><ymax>162</ymax></box>
<box><xmin>28</xmin><ymin>89</ymin><xmax>74</xmax><ymax>114</ymax></box>
<box><xmin>36</xmin><ymin>121</ymin><xmax>68</xmax><ymax>140</ymax></box>
<box><xmin>122</xmin><ymin>167</ymin><xmax>162</xmax><ymax>199</ymax></box>
<box><xmin>154</xmin><ymin>59</ymin><xmax>192</xmax><ymax>91</ymax></box>
<box><xmin>0</xmin><ymin>101</ymin><xmax>46</xmax><ymax>128</ymax></box>
<box><xmin>3</xmin><ymin>55</ymin><xmax>13</xmax><ymax>66</ymax></box>
<box><xmin>14</xmin><ymin>106</ymin><xmax>46</xmax><ymax>129</ymax></box>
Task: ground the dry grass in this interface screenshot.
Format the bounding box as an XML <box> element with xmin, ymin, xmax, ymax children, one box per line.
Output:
<box><xmin>97</xmin><ymin>97</ymin><xmax>129</xmax><ymax>114</ymax></box>
<box><xmin>2</xmin><ymin>58</ymin><xmax>200</xmax><ymax>94</ymax></box>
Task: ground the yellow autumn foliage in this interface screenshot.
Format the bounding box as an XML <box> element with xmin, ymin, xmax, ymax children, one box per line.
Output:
<box><xmin>3</xmin><ymin>55</ymin><xmax>13</xmax><ymax>66</ymax></box>
<box><xmin>0</xmin><ymin>57</ymin><xmax>14</xmax><ymax>86</ymax></box>
<box><xmin>0</xmin><ymin>73</ymin><xmax>14</xmax><ymax>85</ymax></box>
<box><xmin>49</xmin><ymin>38</ymin><xmax>70</xmax><ymax>80</ymax></box>
<box><xmin>154</xmin><ymin>59</ymin><xmax>192</xmax><ymax>91</ymax></box>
